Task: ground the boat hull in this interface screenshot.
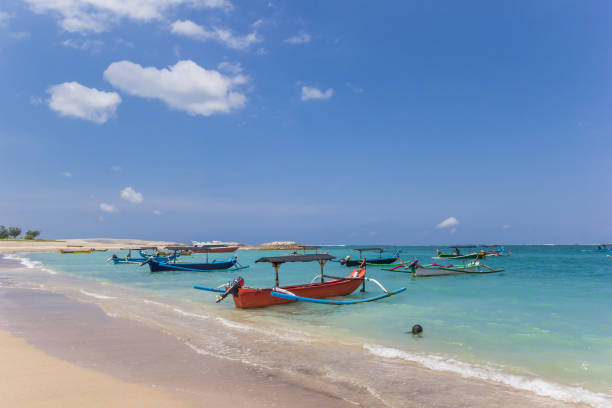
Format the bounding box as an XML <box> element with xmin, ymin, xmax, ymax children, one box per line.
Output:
<box><xmin>232</xmin><ymin>268</ymin><xmax>366</xmax><ymax>308</ymax></box>
<box><xmin>434</xmin><ymin>252</ymin><xmax>485</xmax><ymax>260</ymax></box>
<box><xmin>343</xmin><ymin>257</ymin><xmax>398</xmax><ymax>267</ymax></box>
<box><xmin>192</xmin><ymin>246</ymin><xmax>239</xmax><ymax>253</ymax></box>
<box><xmin>59</xmin><ymin>249</ymin><xmax>92</xmax><ymax>254</ymax></box>
<box><xmin>147</xmin><ymin>258</ymin><xmax>236</xmax><ymax>272</ymax></box>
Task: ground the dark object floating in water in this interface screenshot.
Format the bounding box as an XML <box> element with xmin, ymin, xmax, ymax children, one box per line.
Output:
<box><xmin>412</xmin><ymin>324</ymin><xmax>423</xmax><ymax>334</ymax></box>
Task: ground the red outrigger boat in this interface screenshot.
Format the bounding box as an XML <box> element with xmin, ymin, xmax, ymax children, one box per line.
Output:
<box><xmin>194</xmin><ymin>254</ymin><xmax>406</xmax><ymax>309</ymax></box>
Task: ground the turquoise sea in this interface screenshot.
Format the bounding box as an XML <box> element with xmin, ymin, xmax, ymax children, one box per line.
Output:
<box><xmin>5</xmin><ymin>245</ymin><xmax>612</xmax><ymax>407</ymax></box>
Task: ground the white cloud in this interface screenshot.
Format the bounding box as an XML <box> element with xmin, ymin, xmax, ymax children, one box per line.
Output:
<box><xmin>255</xmin><ymin>47</ymin><xmax>267</xmax><ymax>55</ymax></box>
<box><xmin>23</xmin><ymin>0</ymin><xmax>233</xmax><ymax>33</ymax></box>
<box><xmin>99</xmin><ymin>203</ymin><xmax>118</xmax><ymax>213</ymax></box>
<box><xmin>61</xmin><ymin>171</ymin><xmax>72</xmax><ymax>177</ymax></box>
<box><xmin>284</xmin><ymin>32</ymin><xmax>310</xmax><ymax>45</ymax></box>
<box><xmin>110</xmin><ymin>165</ymin><xmax>121</xmax><ymax>172</ymax></box>
<box><xmin>120</xmin><ymin>186</ymin><xmax>143</xmax><ymax>204</ymax></box>
<box><xmin>170</xmin><ymin>20</ymin><xmax>261</xmax><ymax>50</ymax></box>
<box><xmin>252</xmin><ymin>18</ymin><xmax>263</xmax><ymax>28</ymax></box>
<box><xmin>10</xmin><ymin>31</ymin><xmax>31</xmax><ymax>39</ymax></box>
<box><xmin>62</xmin><ymin>38</ymin><xmax>104</xmax><ymax>52</ymax></box>
<box><xmin>153</xmin><ymin>210</ymin><xmax>163</xmax><ymax>215</ymax></box>
<box><xmin>503</xmin><ymin>224</ymin><xmax>511</xmax><ymax>230</ymax></box>
<box><xmin>217</xmin><ymin>61</ymin><xmax>242</xmax><ymax>75</ymax></box>
<box><xmin>436</xmin><ymin>216</ymin><xmax>459</xmax><ymax>229</ymax></box>
<box><xmin>0</xmin><ymin>11</ymin><xmax>12</xmax><ymax>26</ymax></box>
<box><xmin>47</xmin><ymin>82</ymin><xmax>121</xmax><ymax>123</ymax></box>
<box><xmin>104</xmin><ymin>60</ymin><xmax>247</xmax><ymax>116</ymax></box>
<box><xmin>301</xmin><ymin>86</ymin><xmax>333</xmax><ymax>101</ymax></box>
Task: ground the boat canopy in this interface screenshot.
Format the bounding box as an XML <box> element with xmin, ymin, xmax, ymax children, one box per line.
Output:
<box><xmin>352</xmin><ymin>248</ymin><xmax>383</xmax><ymax>252</ymax></box>
<box><xmin>256</xmin><ymin>254</ymin><xmax>335</xmax><ymax>286</ymax></box>
<box><xmin>256</xmin><ymin>254</ymin><xmax>335</xmax><ymax>264</ymax></box>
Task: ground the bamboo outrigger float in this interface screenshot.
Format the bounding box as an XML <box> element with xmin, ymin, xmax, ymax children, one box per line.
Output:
<box><xmin>384</xmin><ymin>259</ymin><xmax>504</xmax><ymax>276</ymax></box>
<box><xmin>194</xmin><ymin>254</ymin><xmax>406</xmax><ymax>308</ymax></box>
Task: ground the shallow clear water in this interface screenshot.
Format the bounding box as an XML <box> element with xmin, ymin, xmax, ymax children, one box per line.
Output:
<box><xmin>10</xmin><ymin>246</ymin><xmax>612</xmax><ymax>406</ymax></box>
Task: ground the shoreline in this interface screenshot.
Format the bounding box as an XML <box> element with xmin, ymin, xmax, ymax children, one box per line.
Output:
<box><xmin>0</xmin><ymin>253</ymin><xmax>595</xmax><ymax>407</ymax></box>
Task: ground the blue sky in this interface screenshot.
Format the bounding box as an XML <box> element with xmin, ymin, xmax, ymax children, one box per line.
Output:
<box><xmin>0</xmin><ymin>0</ymin><xmax>610</xmax><ymax>244</ymax></box>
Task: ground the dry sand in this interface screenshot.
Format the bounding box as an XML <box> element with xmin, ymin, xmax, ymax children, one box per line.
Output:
<box><xmin>0</xmin><ymin>238</ymin><xmax>183</xmax><ymax>254</ymax></box>
<box><xmin>0</xmin><ymin>330</ymin><xmax>194</xmax><ymax>408</ymax></box>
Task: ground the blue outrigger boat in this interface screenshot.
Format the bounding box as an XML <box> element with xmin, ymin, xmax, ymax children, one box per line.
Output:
<box><xmin>339</xmin><ymin>248</ymin><xmax>402</xmax><ymax>267</ymax></box>
<box><xmin>140</xmin><ymin>245</ymin><xmax>249</xmax><ymax>272</ymax></box>
<box><xmin>107</xmin><ymin>247</ymin><xmax>177</xmax><ymax>264</ymax></box>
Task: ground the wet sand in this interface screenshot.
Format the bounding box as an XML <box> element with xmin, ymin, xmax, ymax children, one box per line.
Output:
<box><xmin>0</xmin><ymin>288</ymin><xmax>354</xmax><ymax>408</ymax></box>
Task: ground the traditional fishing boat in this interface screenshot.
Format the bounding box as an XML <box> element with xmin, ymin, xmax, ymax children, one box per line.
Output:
<box><xmin>59</xmin><ymin>248</ymin><xmax>93</xmax><ymax>254</ymax></box>
<box><xmin>192</xmin><ymin>240</ymin><xmax>239</xmax><ymax>253</ymax></box>
<box><xmin>92</xmin><ymin>248</ymin><xmax>109</xmax><ymax>252</ymax></box>
<box><xmin>433</xmin><ymin>246</ymin><xmax>486</xmax><ymax>260</ymax></box>
<box><xmin>193</xmin><ymin>254</ymin><xmax>405</xmax><ymax>308</ymax></box>
<box><xmin>140</xmin><ymin>246</ymin><xmax>248</xmax><ymax>272</ymax></box>
<box><xmin>384</xmin><ymin>259</ymin><xmax>503</xmax><ymax>276</ymax></box>
<box><xmin>582</xmin><ymin>244</ymin><xmax>612</xmax><ymax>252</ymax></box>
<box><xmin>339</xmin><ymin>248</ymin><xmax>402</xmax><ymax>267</ymax></box>
<box><xmin>106</xmin><ymin>247</ymin><xmax>171</xmax><ymax>264</ymax></box>
<box><xmin>479</xmin><ymin>245</ymin><xmax>512</xmax><ymax>257</ymax></box>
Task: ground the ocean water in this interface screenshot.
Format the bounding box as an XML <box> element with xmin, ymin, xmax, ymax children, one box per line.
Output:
<box><xmin>4</xmin><ymin>246</ymin><xmax>612</xmax><ymax>407</ymax></box>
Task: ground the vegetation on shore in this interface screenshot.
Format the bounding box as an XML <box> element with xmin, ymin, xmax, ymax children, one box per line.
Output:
<box><xmin>0</xmin><ymin>226</ymin><xmax>42</xmax><ymax>240</ymax></box>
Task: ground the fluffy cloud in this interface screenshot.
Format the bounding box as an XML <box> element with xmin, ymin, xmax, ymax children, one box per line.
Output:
<box><xmin>300</xmin><ymin>86</ymin><xmax>333</xmax><ymax>101</ymax></box>
<box><xmin>436</xmin><ymin>217</ymin><xmax>459</xmax><ymax>229</ymax></box>
<box><xmin>104</xmin><ymin>60</ymin><xmax>247</xmax><ymax>116</ymax></box>
<box><xmin>60</xmin><ymin>171</ymin><xmax>72</xmax><ymax>177</ymax></box>
<box><xmin>284</xmin><ymin>32</ymin><xmax>310</xmax><ymax>44</ymax></box>
<box><xmin>170</xmin><ymin>20</ymin><xmax>260</xmax><ymax>50</ymax></box>
<box><xmin>23</xmin><ymin>0</ymin><xmax>233</xmax><ymax>33</ymax></box>
<box><xmin>120</xmin><ymin>186</ymin><xmax>143</xmax><ymax>204</ymax></box>
<box><xmin>153</xmin><ymin>210</ymin><xmax>163</xmax><ymax>215</ymax></box>
<box><xmin>99</xmin><ymin>203</ymin><xmax>118</xmax><ymax>213</ymax></box>
<box><xmin>110</xmin><ymin>165</ymin><xmax>121</xmax><ymax>172</ymax></box>
<box><xmin>47</xmin><ymin>82</ymin><xmax>121</xmax><ymax>123</ymax></box>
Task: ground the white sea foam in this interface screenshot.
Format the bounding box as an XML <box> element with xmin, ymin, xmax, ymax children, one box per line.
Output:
<box><xmin>215</xmin><ymin>317</ymin><xmax>252</xmax><ymax>331</ymax></box>
<box><xmin>173</xmin><ymin>307</ymin><xmax>209</xmax><ymax>320</ymax></box>
<box><xmin>364</xmin><ymin>344</ymin><xmax>612</xmax><ymax>408</ymax></box>
<box><xmin>143</xmin><ymin>299</ymin><xmax>171</xmax><ymax>308</ymax></box>
<box><xmin>79</xmin><ymin>289</ymin><xmax>116</xmax><ymax>300</ymax></box>
<box><xmin>3</xmin><ymin>254</ymin><xmax>57</xmax><ymax>274</ymax></box>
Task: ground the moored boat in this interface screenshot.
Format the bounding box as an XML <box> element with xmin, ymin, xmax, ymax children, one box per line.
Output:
<box><xmin>59</xmin><ymin>248</ymin><xmax>93</xmax><ymax>254</ymax></box>
<box><xmin>384</xmin><ymin>259</ymin><xmax>504</xmax><ymax>276</ymax></box>
<box><xmin>140</xmin><ymin>246</ymin><xmax>248</xmax><ymax>272</ymax></box>
<box><xmin>194</xmin><ymin>254</ymin><xmax>406</xmax><ymax>308</ymax></box>
<box><xmin>340</xmin><ymin>248</ymin><xmax>401</xmax><ymax>267</ymax></box>
<box><xmin>434</xmin><ymin>246</ymin><xmax>486</xmax><ymax>260</ymax></box>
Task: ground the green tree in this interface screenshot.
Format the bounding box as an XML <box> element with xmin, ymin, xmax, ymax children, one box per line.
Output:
<box><xmin>0</xmin><ymin>226</ymin><xmax>7</xmax><ymax>239</ymax></box>
<box><xmin>24</xmin><ymin>230</ymin><xmax>40</xmax><ymax>240</ymax></box>
<box><xmin>7</xmin><ymin>227</ymin><xmax>21</xmax><ymax>239</ymax></box>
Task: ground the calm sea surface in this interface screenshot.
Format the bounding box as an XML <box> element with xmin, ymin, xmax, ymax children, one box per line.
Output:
<box><xmin>7</xmin><ymin>245</ymin><xmax>612</xmax><ymax>407</ymax></box>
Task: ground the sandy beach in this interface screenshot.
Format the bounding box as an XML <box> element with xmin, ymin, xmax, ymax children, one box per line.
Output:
<box><xmin>0</xmin><ymin>242</ymin><xmax>590</xmax><ymax>408</ymax></box>
<box><xmin>0</xmin><ymin>238</ymin><xmax>183</xmax><ymax>254</ymax></box>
